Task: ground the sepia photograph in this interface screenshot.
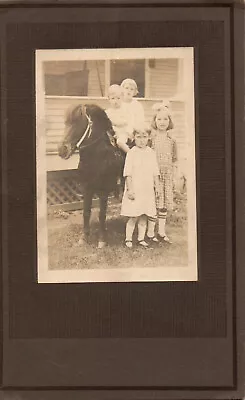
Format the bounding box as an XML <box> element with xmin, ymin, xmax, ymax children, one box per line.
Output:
<box><xmin>36</xmin><ymin>47</ymin><xmax>197</xmax><ymax>283</ymax></box>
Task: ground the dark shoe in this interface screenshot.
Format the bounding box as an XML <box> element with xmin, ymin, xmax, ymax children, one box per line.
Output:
<box><xmin>146</xmin><ymin>235</ymin><xmax>160</xmax><ymax>245</ymax></box>
<box><xmin>158</xmin><ymin>234</ymin><xmax>172</xmax><ymax>244</ymax></box>
<box><xmin>137</xmin><ymin>240</ymin><xmax>150</xmax><ymax>249</ymax></box>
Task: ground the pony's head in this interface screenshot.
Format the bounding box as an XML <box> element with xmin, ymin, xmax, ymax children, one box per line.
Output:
<box><xmin>58</xmin><ymin>104</ymin><xmax>113</xmax><ymax>159</ymax></box>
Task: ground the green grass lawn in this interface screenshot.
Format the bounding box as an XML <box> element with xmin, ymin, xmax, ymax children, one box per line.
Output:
<box><xmin>47</xmin><ymin>192</ymin><xmax>188</xmax><ymax>270</ymax></box>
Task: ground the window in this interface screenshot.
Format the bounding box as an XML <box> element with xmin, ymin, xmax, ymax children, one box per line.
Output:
<box><xmin>110</xmin><ymin>59</ymin><xmax>145</xmax><ymax>97</ymax></box>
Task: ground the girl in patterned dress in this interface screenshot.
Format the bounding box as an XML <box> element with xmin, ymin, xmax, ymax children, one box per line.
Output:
<box><xmin>146</xmin><ymin>103</ymin><xmax>178</xmax><ymax>244</ymax></box>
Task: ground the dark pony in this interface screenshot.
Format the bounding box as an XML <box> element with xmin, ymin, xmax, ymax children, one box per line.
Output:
<box><xmin>58</xmin><ymin>103</ymin><xmax>123</xmax><ymax>248</ymax></box>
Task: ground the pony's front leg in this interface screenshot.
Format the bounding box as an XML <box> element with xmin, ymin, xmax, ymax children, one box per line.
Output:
<box><xmin>98</xmin><ymin>193</ymin><xmax>108</xmax><ymax>249</ymax></box>
<box><xmin>83</xmin><ymin>189</ymin><xmax>93</xmax><ymax>242</ymax></box>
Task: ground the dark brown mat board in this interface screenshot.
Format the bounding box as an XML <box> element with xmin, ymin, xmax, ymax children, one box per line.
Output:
<box><xmin>1</xmin><ymin>1</ymin><xmax>244</xmax><ymax>399</ymax></box>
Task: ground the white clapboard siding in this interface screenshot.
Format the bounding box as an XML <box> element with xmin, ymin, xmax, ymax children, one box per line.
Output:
<box><xmin>46</xmin><ymin>115</ymin><xmax>64</xmax><ymax>123</ymax></box>
<box><xmin>148</xmin><ymin>59</ymin><xmax>178</xmax><ymax>99</ymax></box>
<box><xmin>45</xmin><ymin>96</ymin><xmax>187</xmax><ymax>175</ymax></box>
<box><xmin>45</xmin><ymin>97</ymin><xmax>109</xmax><ymax>164</ymax></box>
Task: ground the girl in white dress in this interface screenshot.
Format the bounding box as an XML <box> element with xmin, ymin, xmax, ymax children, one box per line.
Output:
<box><xmin>121</xmin><ymin>129</ymin><xmax>160</xmax><ymax>248</ymax></box>
<box><xmin>120</xmin><ymin>78</ymin><xmax>145</xmax><ymax>132</ymax></box>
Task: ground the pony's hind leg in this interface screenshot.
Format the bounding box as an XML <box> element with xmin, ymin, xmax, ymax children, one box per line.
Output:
<box><xmin>98</xmin><ymin>193</ymin><xmax>108</xmax><ymax>248</ymax></box>
<box><xmin>83</xmin><ymin>189</ymin><xmax>93</xmax><ymax>242</ymax></box>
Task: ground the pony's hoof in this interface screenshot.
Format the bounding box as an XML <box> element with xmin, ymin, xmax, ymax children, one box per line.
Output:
<box><xmin>73</xmin><ymin>239</ymin><xmax>82</xmax><ymax>247</ymax></box>
<box><xmin>83</xmin><ymin>234</ymin><xmax>90</xmax><ymax>244</ymax></box>
<box><xmin>74</xmin><ymin>237</ymin><xmax>89</xmax><ymax>247</ymax></box>
<box><xmin>98</xmin><ymin>241</ymin><xmax>106</xmax><ymax>249</ymax></box>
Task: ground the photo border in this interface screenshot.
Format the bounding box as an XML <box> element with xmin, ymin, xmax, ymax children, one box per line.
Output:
<box><xmin>1</xmin><ymin>2</ymin><xmax>244</xmax><ymax>398</ymax></box>
<box><xmin>36</xmin><ymin>47</ymin><xmax>197</xmax><ymax>283</ymax></box>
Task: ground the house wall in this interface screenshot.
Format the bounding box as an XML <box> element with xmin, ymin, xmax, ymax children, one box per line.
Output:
<box><xmin>44</xmin><ymin>59</ymin><xmax>179</xmax><ymax>99</ymax></box>
<box><xmin>45</xmin><ymin>96</ymin><xmax>187</xmax><ymax>178</ymax></box>
<box><xmin>42</xmin><ymin>58</ymin><xmax>190</xmax><ymax>207</ymax></box>
<box><xmin>148</xmin><ymin>59</ymin><xmax>179</xmax><ymax>98</ymax></box>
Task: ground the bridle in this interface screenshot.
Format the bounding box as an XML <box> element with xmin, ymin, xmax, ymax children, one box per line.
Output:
<box><xmin>75</xmin><ymin>107</ymin><xmax>118</xmax><ymax>152</ymax></box>
<box><xmin>76</xmin><ymin>111</ymin><xmax>93</xmax><ymax>150</ymax></box>
<box><xmin>61</xmin><ymin>105</ymin><xmax>118</xmax><ymax>160</ymax></box>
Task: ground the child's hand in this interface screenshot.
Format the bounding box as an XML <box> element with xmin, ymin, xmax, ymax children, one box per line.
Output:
<box><xmin>173</xmin><ymin>177</ymin><xmax>178</xmax><ymax>192</ymax></box>
<box><xmin>155</xmin><ymin>188</ymin><xmax>160</xmax><ymax>199</ymax></box>
<box><xmin>127</xmin><ymin>190</ymin><xmax>135</xmax><ymax>200</ymax></box>
<box><xmin>173</xmin><ymin>168</ymin><xmax>178</xmax><ymax>190</ymax></box>
<box><xmin>173</xmin><ymin>166</ymin><xmax>178</xmax><ymax>190</ymax></box>
<box><xmin>154</xmin><ymin>181</ymin><xmax>160</xmax><ymax>199</ymax></box>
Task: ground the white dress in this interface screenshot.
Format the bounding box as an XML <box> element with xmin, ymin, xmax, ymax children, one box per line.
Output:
<box><xmin>121</xmin><ymin>146</ymin><xmax>159</xmax><ymax>217</ymax></box>
<box><xmin>105</xmin><ymin>107</ymin><xmax>134</xmax><ymax>143</ymax></box>
<box><xmin>121</xmin><ymin>99</ymin><xmax>145</xmax><ymax>132</ymax></box>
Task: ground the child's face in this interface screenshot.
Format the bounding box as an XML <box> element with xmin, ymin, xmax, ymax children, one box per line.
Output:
<box><xmin>134</xmin><ymin>131</ymin><xmax>149</xmax><ymax>149</ymax></box>
<box><xmin>122</xmin><ymin>83</ymin><xmax>135</xmax><ymax>101</ymax></box>
<box><xmin>155</xmin><ymin>111</ymin><xmax>169</xmax><ymax>131</ymax></box>
<box><xmin>108</xmin><ymin>91</ymin><xmax>122</xmax><ymax>109</ymax></box>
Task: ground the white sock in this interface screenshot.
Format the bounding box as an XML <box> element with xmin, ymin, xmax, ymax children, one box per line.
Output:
<box><xmin>126</xmin><ymin>217</ymin><xmax>137</xmax><ymax>241</ymax></box>
<box><xmin>158</xmin><ymin>211</ymin><xmax>167</xmax><ymax>237</ymax></box>
<box><xmin>147</xmin><ymin>217</ymin><xmax>157</xmax><ymax>238</ymax></box>
<box><xmin>137</xmin><ymin>215</ymin><xmax>147</xmax><ymax>241</ymax></box>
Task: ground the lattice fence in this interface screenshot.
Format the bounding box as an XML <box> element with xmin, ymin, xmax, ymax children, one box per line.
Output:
<box><xmin>47</xmin><ymin>170</ymin><xmax>187</xmax><ymax>212</ymax></box>
<box><xmin>47</xmin><ymin>170</ymin><xmax>83</xmax><ymax>210</ymax></box>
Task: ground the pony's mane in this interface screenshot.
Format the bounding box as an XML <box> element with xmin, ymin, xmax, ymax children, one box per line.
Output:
<box><xmin>85</xmin><ymin>104</ymin><xmax>113</xmax><ymax>131</ymax></box>
<box><xmin>65</xmin><ymin>104</ymin><xmax>83</xmax><ymax>126</ymax></box>
<box><xmin>65</xmin><ymin>103</ymin><xmax>112</xmax><ymax>132</ymax></box>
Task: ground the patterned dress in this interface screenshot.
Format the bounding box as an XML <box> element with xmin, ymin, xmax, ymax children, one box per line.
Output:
<box><xmin>151</xmin><ymin>130</ymin><xmax>178</xmax><ymax>211</ymax></box>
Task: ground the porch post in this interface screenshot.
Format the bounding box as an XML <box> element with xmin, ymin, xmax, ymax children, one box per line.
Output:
<box><xmin>177</xmin><ymin>58</ymin><xmax>184</xmax><ymax>96</ymax></box>
<box><xmin>144</xmin><ymin>59</ymin><xmax>150</xmax><ymax>98</ymax></box>
<box><xmin>104</xmin><ymin>60</ymin><xmax>110</xmax><ymax>97</ymax></box>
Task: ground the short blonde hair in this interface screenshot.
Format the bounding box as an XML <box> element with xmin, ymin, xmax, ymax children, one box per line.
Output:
<box><xmin>108</xmin><ymin>84</ymin><xmax>123</xmax><ymax>97</ymax></box>
<box><xmin>120</xmin><ymin>78</ymin><xmax>138</xmax><ymax>96</ymax></box>
<box><xmin>151</xmin><ymin>102</ymin><xmax>174</xmax><ymax>131</ymax></box>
